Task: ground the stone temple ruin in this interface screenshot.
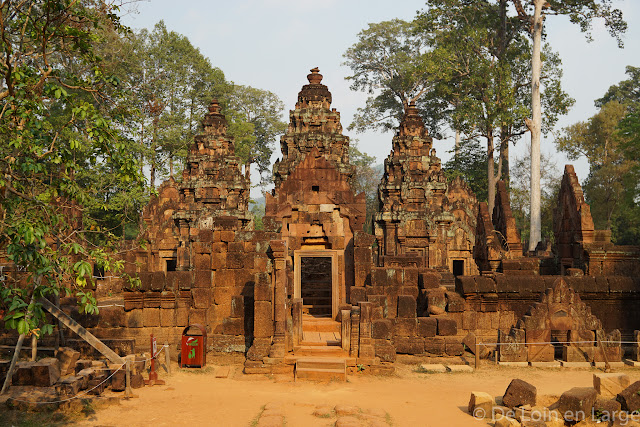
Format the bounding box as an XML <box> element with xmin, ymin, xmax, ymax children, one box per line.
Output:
<box><xmin>2</xmin><ymin>68</ymin><xmax>640</xmax><ymax>379</ymax></box>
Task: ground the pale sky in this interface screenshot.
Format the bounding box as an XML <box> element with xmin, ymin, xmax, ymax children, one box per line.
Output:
<box><xmin>120</xmin><ymin>0</ymin><xmax>640</xmax><ymax>196</ymax></box>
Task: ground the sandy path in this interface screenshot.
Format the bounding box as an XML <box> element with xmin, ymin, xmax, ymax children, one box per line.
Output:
<box><xmin>76</xmin><ymin>364</ymin><xmax>640</xmax><ymax>427</ymax></box>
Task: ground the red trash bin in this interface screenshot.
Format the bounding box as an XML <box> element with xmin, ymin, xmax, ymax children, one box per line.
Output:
<box><xmin>180</xmin><ymin>324</ymin><xmax>207</xmax><ymax>368</ymax></box>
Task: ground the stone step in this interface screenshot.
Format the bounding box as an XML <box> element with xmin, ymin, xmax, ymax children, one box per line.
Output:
<box><xmin>293</xmin><ymin>345</ymin><xmax>349</xmax><ymax>357</ymax></box>
<box><xmin>302</xmin><ymin>318</ymin><xmax>340</xmax><ymax>333</ymax></box>
<box><xmin>296</xmin><ymin>357</ymin><xmax>346</xmax><ymax>371</ymax></box>
<box><xmin>295</xmin><ymin>357</ymin><xmax>346</xmax><ymax>382</ymax></box>
<box><xmin>295</xmin><ymin>367</ymin><xmax>346</xmax><ymax>381</ymax></box>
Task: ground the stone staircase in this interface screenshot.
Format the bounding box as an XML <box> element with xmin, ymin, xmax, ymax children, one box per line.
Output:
<box><xmin>289</xmin><ymin>315</ymin><xmax>351</xmax><ymax>381</ymax></box>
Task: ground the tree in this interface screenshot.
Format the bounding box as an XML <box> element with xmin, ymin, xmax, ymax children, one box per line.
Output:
<box><xmin>0</xmin><ymin>0</ymin><xmax>142</xmax><ymax>344</ymax></box>
<box><xmin>342</xmin><ymin>19</ymin><xmax>449</xmax><ymax>135</ymax></box>
<box><xmin>556</xmin><ymin>101</ymin><xmax>633</xmax><ymax>229</ymax></box>
<box><xmin>443</xmin><ymin>139</ymin><xmax>490</xmax><ymax>203</ymax></box>
<box><xmin>349</xmin><ymin>142</ymin><xmax>381</xmax><ymax>233</ymax></box>
<box><xmin>509</xmin><ymin>145</ymin><xmax>560</xmax><ymax>245</ymax></box>
<box><xmin>225</xmin><ymin>85</ymin><xmax>287</xmax><ymax>186</ymax></box>
<box><xmin>417</xmin><ymin>0</ymin><xmax>572</xmax><ymax>214</ymax></box>
<box><xmin>511</xmin><ymin>0</ymin><xmax>627</xmax><ymax>251</ymax></box>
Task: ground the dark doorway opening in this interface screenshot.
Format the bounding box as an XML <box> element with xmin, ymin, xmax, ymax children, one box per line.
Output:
<box><xmin>453</xmin><ymin>260</ymin><xmax>464</xmax><ymax>276</ymax></box>
<box><xmin>300</xmin><ymin>257</ymin><xmax>332</xmax><ymax>317</ymax></box>
<box><xmin>551</xmin><ymin>330</ymin><xmax>566</xmax><ymax>360</ymax></box>
<box><xmin>166</xmin><ymin>259</ymin><xmax>177</xmax><ymax>272</ymax></box>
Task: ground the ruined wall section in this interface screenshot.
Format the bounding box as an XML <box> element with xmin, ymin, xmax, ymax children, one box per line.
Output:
<box><xmin>554</xmin><ymin>164</ymin><xmax>640</xmax><ymax>276</ymax></box>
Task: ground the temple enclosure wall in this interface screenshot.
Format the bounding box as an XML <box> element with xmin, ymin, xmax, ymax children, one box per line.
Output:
<box><xmin>1</xmin><ymin>69</ymin><xmax>639</xmax><ymax>371</ymax></box>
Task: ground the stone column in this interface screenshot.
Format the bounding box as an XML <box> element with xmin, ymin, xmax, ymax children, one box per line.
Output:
<box><xmin>269</xmin><ymin>240</ymin><xmax>287</xmax><ymax>358</ymax></box>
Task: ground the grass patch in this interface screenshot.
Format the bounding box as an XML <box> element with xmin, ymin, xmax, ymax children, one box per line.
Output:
<box><xmin>179</xmin><ymin>366</ymin><xmax>214</xmax><ymax>375</ymax></box>
<box><xmin>385</xmin><ymin>411</ymin><xmax>394</xmax><ymax>426</ymax></box>
<box><xmin>0</xmin><ymin>405</ymin><xmax>84</xmax><ymax>427</ymax></box>
<box><xmin>249</xmin><ymin>404</ymin><xmax>266</xmax><ymax>427</ymax></box>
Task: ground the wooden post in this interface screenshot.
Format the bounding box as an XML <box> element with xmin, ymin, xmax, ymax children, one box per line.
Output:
<box><xmin>31</xmin><ymin>335</ymin><xmax>37</xmax><ymax>361</ymax></box>
<box><xmin>38</xmin><ymin>297</ymin><xmax>124</xmax><ymax>365</ymax></box>
<box><xmin>1</xmin><ymin>333</ymin><xmax>26</xmax><ymax>394</ymax></box>
<box><xmin>164</xmin><ymin>341</ymin><xmax>171</xmax><ymax>375</ymax></box>
<box><xmin>475</xmin><ymin>335</ymin><xmax>480</xmax><ymax>370</ymax></box>
<box><xmin>125</xmin><ymin>357</ymin><xmax>132</xmax><ymax>399</ymax></box>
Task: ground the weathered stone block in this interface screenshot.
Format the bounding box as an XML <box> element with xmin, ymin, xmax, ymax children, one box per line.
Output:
<box><xmin>397</xmin><ymin>295</ymin><xmax>416</xmax><ymax>318</ymax></box>
<box><xmin>424</xmin><ymin>337</ymin><xmax>445</xmax><ymax>356</ymax></box>
<box><xmin>194</xmin><ymin>253</ymin><xmax>211</xmax><ymax>270</ymax></box>
<box><xmin>32</xmin><ymin>358</ymin><xmax>60</xmax><ymax>387</ymax></box>
<box><xmin>191</xmin><ymin>288</ymin><xmax>212</xmax><ymax>309</ymax></box>
<box><xmin>468</xmin><ymin>391</ymin><xmax>493</xmax><ymax>418</ymax></box>
<box><xmin>220</xmin><ymin>230</ymin><xmax>235</xmax><ymax>242</ymax></box>
<box><xmin>445</xmin><ymin>292</ymin><xmax>465</xmax><ymax>312</ymax></box>
<box><xmin>56</xmin><ymin>376</ymin><xmax>83</xmax><ymax>397</ymax></box>
<box><xmin>176</xmin><ymin>307</ymin><xmax>189</xmax><ymax>327</ymax></box>
<box><xmin>189</xmin><ymin>308</ymin><xmax>206</xmax><ymax>325</ymax></box>
<box><xmin>462</xmin><ymin>310</ymin><xmax>477</xmax><ymax>330</ymax></box>
<box><xmin>445</xmin><ymin>338</ymin><xmax>464</xmax><ymax>356</ymax></box>
<box><xmin>160</xmin><ymin>308</ymin><xmax>175</xmax><ymax>327</ymax></box>
<box><xmin>142</xmin><ymin>307</ymin><xmax>160</xmax><ymax>327</ymax></box>
<box><xmin>254</xmin><ymin>301</ymin><xmax>273</xmax><ymax>338</ymax></box>
<box><xmin>226</xmin><ymin>252</ymin><xmax>244</xmax><ymax>269</ymax></box>
<box><xmin>394</xmin><ymin>336</ymin><xmax>423</xmax><ymax>354</ymax></box>
<box><xmin>231</xmin><ymin>296</ymin><xmax>244</xmax><ymax>318</ymax></box>
<box><xmin>528</xmin><ymin>344</ymin><xmax>554</xmax><ymax>362</ymax></box>
<box><xmin>56</xmin><ymin>347</ymin><xmax>80</xmax><ymax>376</ymax></box>
<box><xmin>97</xmin><ymin>305</ymin><xmax>125</xmax><ymax>328</ymax></box>
<box><xmin>193</xmin><ymin>270</ymin><xmax>212</xmax><ymax>288</ymax></box>
<box><xmin>372</xmin><ymin>319</ymin><xmax>393</xmax><ymax>340</ymax></box>
<box><xmin>594</xmin><ymin>373</ymin><xmax>630</xmax><ymax>398</ymax></box>
<box><xmin>616</xmin><ymin>381</ymin><xmax>640</xmax><ymax>412</ymax></box>
<box><xmin>558</xmin><ymin>387</ymin><xmax>597</xmax><ymax>422</ymax></box>
<box><xmin>502</xmin><ymin>379</ymin><xmax>537</xmax><ymax>408</ymax></box>
<box><xmin>374</xmin><ymin>340</ymin><xmax>396</xmax><ymax>362</ymax></box>
<box><xmin>350</xmin><ymin>287</ymin><xmax>366</xmax><ymax>305</ymax></box>
<box><xmin>437</xmin><ymin>317</ymin><xmax>457</xmax><ymax>336</ymax></box>
<box><xmin>417</xmin><ymin>317</ymin><xmax>437</xmax><ymax>338</ymax></box>
<box><xmin>393</xmin><ymin>318</ymin><xmax>417</xmax><ymax>337</ymax></box>
<box><xmin>427</xmin><ymin>289</ymin><xmax>446</xmax><ymax>311</ymax></box>
<box><xmin>222</xmin><ymin>317</ymin><xmax>244</xmax><ymax>335</ymax></box>
<box><xmin>110</xmin><ymin>367</ymin><xmax>126</xmax><ymax>392</ymax></box>
<box><xmin>125</xmin><ymin>309</ymin><xmax>143</xmax><ymax>328</ymax></box>
<box><xmin>563</xmin><ymin>345</ymin><xmax>593</xmax><ymax>362</ymax></box>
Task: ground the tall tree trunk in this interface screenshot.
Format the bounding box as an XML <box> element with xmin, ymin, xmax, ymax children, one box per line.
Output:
<box><xmin>529</xmin><ymin>0</ymin><xmax>544</xmax><ymax>252</ymax></box>
<box><xmin>169</xmin><ymin>155</ymin><xmax>174</xmax><ymax>179</ymax></box>
<box><xmin>500</xmin><ymin>126</ymin><xmax>510</xmax><ymax>185</ymax></box>
<box><xmin>150</xmin><ymin>117</ymin><xmax>158</xmax><ymax>190</ymax></box>
<box><xmin>455</xmin><ymin>130</ymin><xmax>461</xmax><ymax>158</ymax></box>
<box><xmin>487</xmin><ymin>131</ymin><xmax>496</xmax><ymax>217</ymax></box>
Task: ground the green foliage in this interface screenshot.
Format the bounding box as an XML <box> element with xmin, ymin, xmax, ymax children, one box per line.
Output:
<box><xmin>0</xmin><ymin>0</ymin><xmax>144</xmax><ymax>336</ymax></box>
<box><xmin>555</xmin><ymin>101</ymin><xmax>637</xmax><ymax>232</ymax></box>
<box><xmin>349</xmin><ymin>143</ymin><xmax>381</xmax><ymax>233</ymax></box>
<box><xmin>343</xmin><ymin>19</ymin><xmax>442</xmax><ymax>134</ymax></box>
<box><xmin>250</xmin><ymin>199</ymin><xmax>265</xmax><ymax>231</ymax></box>
<box><xmin>443</xmin><ymin>139</ymin><xmax>490</xmax><ymax>202</ymax></box>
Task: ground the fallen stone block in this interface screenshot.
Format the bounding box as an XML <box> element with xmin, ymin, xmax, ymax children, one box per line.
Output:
<box><xmin>447</xmin><ymin>364</ymin><xmax>473</xmax><ymax>373</ymax></box>
<box><xmin>32</xmin><ymin>357</ymin><xmax>61</xmax><ymax>387</ymax></box>
<box><xmin>593</xmin><ymin>372</ymin><xmax>630</xmax><ymax>397</ymax></box>
<box><xmin>494</xmin><ymin>416</ymin><xmax>521</xmax><ymax>427</ymax></box>
<box><xmin>503</xmin><ymin>379</ymin><xmax>537</xmax><ymax>408</ymax></box>
<box><xmin>558</xmin><ymin>387</ymin><xmax>597</xmax><ymax>422</ymax></box>
<box><xmin>56</xmin><ymin>347</ymin><xmax>81</xmax><ymax>375</ymax></box>
<box><xmin>74</xmin><ymin>359</ymin><xmax>93</xmax><ymax>374</ymax></box>
<box><xmin>468</xmin><ymin>391</ymin><xmax>493</xmax><ymax>418</ymax></box>
<box><xmin>56</xmin><ymin>376</ymin><xmax>84</xmax><ymax>397</ymax></box>
<box><xmin>12</xmin><ymin>361</ymin><xmax>36</xmax><ymax>386</ymax></box>
<box><xmin>617</xmin><ymin>381</ymin><xmax>640</xmax><ymax>413</ymax></box>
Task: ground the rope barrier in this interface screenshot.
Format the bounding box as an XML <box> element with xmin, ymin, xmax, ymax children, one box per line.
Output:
<box><xmin>475</xmin><ymin>340</ymin><xmax>636</xmax><ymax>347</ymax></box>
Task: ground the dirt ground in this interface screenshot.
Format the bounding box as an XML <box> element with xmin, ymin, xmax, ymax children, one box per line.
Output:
<box><xmin>30</xmin><ymin>358</ymin><xmax>632</xmax><ymax>427</ymax></box>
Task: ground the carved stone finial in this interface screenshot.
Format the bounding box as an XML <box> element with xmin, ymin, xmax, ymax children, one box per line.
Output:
<box><xmin>307</xmin><ymin>67</ymin><xmax>323</xmax><ymax>84</ymax></box>
<box><xmin>202</xmin><ymin>98</ymin><xmax>227</xmax><ymax>134</ymax></box>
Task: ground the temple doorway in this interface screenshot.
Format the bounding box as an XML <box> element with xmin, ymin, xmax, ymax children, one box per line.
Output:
<box><xmin>294</xmin><ymin>250</ymin><xmax>339</xmax><ymax>319</ymax></box>
<box><xmin>300</xmin><ymin>257</ymin><xmax>332</xmax><ymax>316</ymax></box>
